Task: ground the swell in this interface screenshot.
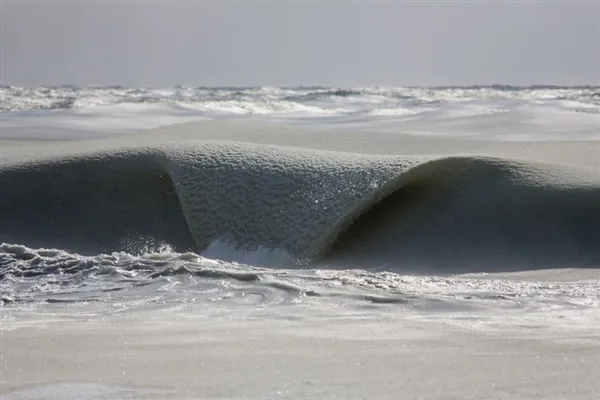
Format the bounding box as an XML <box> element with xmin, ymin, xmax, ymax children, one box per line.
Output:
<box><xmin>1</xmin><ymin>141</ymin><xmax>599</xmax><ymax>273</ymax></box>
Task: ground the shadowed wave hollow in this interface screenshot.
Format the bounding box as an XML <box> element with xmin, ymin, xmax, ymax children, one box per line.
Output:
<box><xmin>1</xmin><ymin>140</ymin><xmax>599</xmax><ymax>274</ymax></box>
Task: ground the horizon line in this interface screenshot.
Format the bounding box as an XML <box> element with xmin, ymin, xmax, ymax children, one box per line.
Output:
<box><xmin>3</xmin><ymin>83</ymin><xmax>600</xmax><ymax>90</ymax></box>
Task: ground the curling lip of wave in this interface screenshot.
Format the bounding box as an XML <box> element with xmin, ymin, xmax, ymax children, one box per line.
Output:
<box><xmin>1</xmin><ymin>137</ymin><xmax>599</xmax><ymax>273</ymax></box>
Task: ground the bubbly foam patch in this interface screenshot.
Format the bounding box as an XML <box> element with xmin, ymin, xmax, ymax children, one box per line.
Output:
<box><xmin>200</xmin><ymin>239</ymin><xmax>295</xmax><ymax>267</ymax></box>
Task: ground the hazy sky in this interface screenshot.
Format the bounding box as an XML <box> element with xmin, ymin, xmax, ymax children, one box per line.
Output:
<box><xmin>2</xmin><ymin>1</ymin><xmax>599</xmax><ymax>87</ymax></box>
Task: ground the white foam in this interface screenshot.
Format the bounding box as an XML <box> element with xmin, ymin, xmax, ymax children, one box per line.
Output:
<box><xmin>2</xmin><ymin>86</ymin><xmax>598</xmax><ymax>141</ymax></box>
<box><xmin>200</xmin><ymin>239</ymin><xmax>295</xmax><ymax>267</ymax></box>
<box><xmin>1</xmin><ymin>103</ymin><xmax>208</xmax><ymax>140</ymax></box>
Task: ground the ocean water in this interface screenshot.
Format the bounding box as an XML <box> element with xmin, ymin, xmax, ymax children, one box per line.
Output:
<box><xmin>1</xmin><ymin>86</ymin><xmax>600</xmax><ymax>398</ymax></box>
<box><xmin>0</xmin><ymin>86</ymin><xmax>600</xmax><ymax>304</ymax></box>
<box><xmin>2</xmin><ymin>85</ymin><xmax>600</xmax><ymax>312</ymax></box>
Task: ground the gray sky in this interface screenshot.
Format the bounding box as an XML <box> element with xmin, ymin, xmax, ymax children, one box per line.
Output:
<box><xmin>2</xmin><ymin>1</ymin><xmax>599</xmax><ymax>87</ymax></box>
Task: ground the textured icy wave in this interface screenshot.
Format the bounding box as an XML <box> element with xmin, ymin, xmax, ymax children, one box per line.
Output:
<box><xmin>1</xmin><ymin>139</ymin><xmax>599</xmax><ymax>274</ymax></box>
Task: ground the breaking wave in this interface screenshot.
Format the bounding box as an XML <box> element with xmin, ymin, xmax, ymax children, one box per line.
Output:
<box><xmin>1</xmin><ymin>139</ymin><xmax>599</xmax><ymax>274</ymax></box>
<box><xmin>3</xmin><ymin>85</ymin><xmax>599</xmax><ymax>112</ymax></box>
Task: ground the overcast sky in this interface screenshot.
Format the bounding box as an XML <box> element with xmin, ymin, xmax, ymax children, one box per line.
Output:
<box><xmin>2</xmin><ymin>1</ymin><xmax>599</xmax><ymax>87</ymax></box>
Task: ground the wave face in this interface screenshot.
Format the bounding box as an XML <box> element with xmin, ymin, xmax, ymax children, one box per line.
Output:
<box><xmin>2</xmin><ymin>139</ymin><xmax>599</xmax><ymax>275</ymax></box>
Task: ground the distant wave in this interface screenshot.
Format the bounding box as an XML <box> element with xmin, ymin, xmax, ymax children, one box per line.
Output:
<box><xmin>283</xmin><ymin>89</ymin><xmax>363</xmax><ymax>101</ymax></box>
<box><xmin>1</xmin><ymin>140</ymin><xmax>599</xmax><ymax>274</ymax></box>
<box><xmin>2</xmin><ymin>85</ymin><xmax>599</xmax><ymax>112</ymax></box>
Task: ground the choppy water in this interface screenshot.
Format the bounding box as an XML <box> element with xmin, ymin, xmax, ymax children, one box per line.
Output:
<box><xmin>1</xmin><ymin>86</ymin><xmax>599</xmax><ymax>331</ymax></box>
<box><xmin>3</xmin><ymin>85</ymin><xmax>599</xmax><ymax>113</ymax></box>
<box><xmin>3</xmin><ymin>85</ymin><xmax>599</xmax><ymax>142</ymax></box>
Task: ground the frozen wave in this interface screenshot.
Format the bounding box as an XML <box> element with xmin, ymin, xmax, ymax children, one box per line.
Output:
<box><xmin>1</xmin><ymin>125</ymin><xmax>599</xmax><ymax>273</ymax></box>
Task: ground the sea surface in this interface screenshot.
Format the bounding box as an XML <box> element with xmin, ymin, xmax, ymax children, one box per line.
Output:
<box><xmin>1</xmin><ymin>85</ymin><xmax>599</xmax><ymax>333</ymax></box>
